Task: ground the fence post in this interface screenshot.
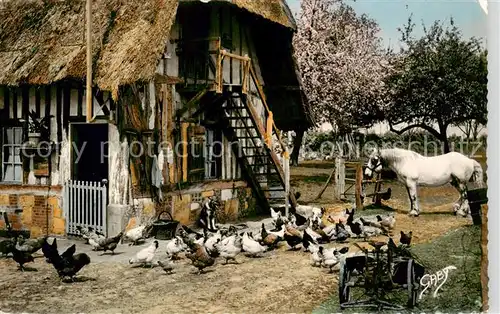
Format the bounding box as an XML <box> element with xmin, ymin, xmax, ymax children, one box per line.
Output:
<box><xmin>284</xmin><ymin>147</ymin><xmax>290</xmax><ymax>217</ymax></box>
<box><xmin>102</xmin><ymin>181</ymin><xmax>108</xmax><ymax>237</ymax></box>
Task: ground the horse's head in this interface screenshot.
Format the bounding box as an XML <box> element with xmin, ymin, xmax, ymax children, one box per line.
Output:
<box><xmin>364</xmin><ymin>148</ymin><xmax>383</xmax><ymax>178</ymax></box>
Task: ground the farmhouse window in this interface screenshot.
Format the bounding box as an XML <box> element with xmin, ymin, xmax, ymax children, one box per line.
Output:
<box><xmin>187</xmin><ymin>125</ymin><xmax>206</xmax><ymax>182</ymax></box>
<box><xmin>1</xmin><ymin>127</ymin><xmax>23</xmax><ymax>183</ymax></box>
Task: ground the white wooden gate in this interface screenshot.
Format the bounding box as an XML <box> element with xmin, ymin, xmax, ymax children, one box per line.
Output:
<box><xmin>63</xmin><ymin>180</ymin><xmax>108</xmax><ymax>236</ymax></box>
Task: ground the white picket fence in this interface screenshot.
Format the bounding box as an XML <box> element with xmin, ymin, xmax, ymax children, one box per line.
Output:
<box><xmin>63</xmin><ymin>180</ymin><xmax>108</xmax><ymax>236</ymax></box>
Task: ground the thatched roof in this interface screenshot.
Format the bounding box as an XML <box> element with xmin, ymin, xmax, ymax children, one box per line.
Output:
<box><xmin>0</xmin><ymin>0</ymin><xmax>296</xmax><ymax>98</ymax></box>
<box><xmin>231</xmin><ymin>0</ymin><xmax>296</xmax><ymax>29</ymax></box>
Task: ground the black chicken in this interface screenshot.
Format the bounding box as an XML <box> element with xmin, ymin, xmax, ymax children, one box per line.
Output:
<box><xmin>0</xmin><ymin>238</ymin><xmax>16</xmax><ymax>257</ymax></box>
<box><xmin>15</xmin><ymin>235</ymin><xmax>48</xmax><ymax>254</ymax></box>
<box><xmin>348</xmin><ymin>221</ymin><xmax>363</xmax><ymax>237</ymax></box>
<box><xmin>294</xmin><ymin>212</ymin><xmax>308</xmax><ymax>227</ymax></box>
<box><xmin>302</xmin><ymin>229</ymin><xmax>316</xmax><ymax>252</ymax></box>
<box><xmin>400</xmin><ymin>231</ymin><xmax>412</xmax><ymax>246</ymax></box>
<box><xmin>42</xmin><ymin>238</ymin><xmax>91</xmax><ymax>282</ymax></box>
<box><xmin>381</xmin><ymin>188</ymin><xmax>392</xmax><ymax>201</ymax></box>
<box><xmin>11</xmin><ymin>247</ymin><xmax>35</xmax><ymax>271</ymax></box>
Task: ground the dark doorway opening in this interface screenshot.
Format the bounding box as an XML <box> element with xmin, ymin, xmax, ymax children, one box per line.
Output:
<box><xmin>71</xmin><ymin>123</ymin><xmax>109</xmax><ymax>182</ymax></box>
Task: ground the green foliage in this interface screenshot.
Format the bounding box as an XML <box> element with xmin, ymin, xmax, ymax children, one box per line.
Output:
<box><xmin>385</xmin><ymin>17</ymin><xmax>488</xmax><ymax>145</ymax></box>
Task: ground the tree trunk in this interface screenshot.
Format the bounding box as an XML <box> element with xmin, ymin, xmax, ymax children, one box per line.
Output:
<box><xmin>291</xmin><ymin>129</ymin><xmax>305</xmax><ymax>166</ymax></box>
<box><xmin>439</xmin><ymin>124</ymin><xmax>450</xmax><ymax>153</ymax></box>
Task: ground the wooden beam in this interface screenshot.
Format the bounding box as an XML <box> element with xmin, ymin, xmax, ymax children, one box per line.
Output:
<box><xmin>86</xmin><ymin>0</ymin><xmax>92</xmax><ymax>123</ymax></box>
<box><xmin>181</xmin><ymin>122</ymin><xmax>189</xmax><ymax>182</ymax></box>
<box><xmin>220</xmin><ymin>49</ymin><xmax>251</xmax><ymax>62</ymax></box>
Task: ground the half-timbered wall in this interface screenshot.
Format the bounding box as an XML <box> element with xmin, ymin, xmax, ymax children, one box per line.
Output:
<box><xmin>0</xmin><ymin>84</ymin><xmax>116</xmax><ymax>187</ymax></box>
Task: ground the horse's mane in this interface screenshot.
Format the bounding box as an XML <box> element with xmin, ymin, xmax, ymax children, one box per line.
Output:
<box><xmin>380</xmin><ymin>148</ymin><xmax>422</xmax><ymax>163</ymax></box>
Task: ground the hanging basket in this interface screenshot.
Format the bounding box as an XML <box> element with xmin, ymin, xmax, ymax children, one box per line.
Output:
<box><xmin>151</xmin><ymin>211</ymin><xmax>179</xmax><ymax>240</ymax></box>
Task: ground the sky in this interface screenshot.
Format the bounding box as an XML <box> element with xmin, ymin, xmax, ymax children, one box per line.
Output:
<box><xmin>287</xmin><ymin>0</ymin><xmax>488</xmax><ymax>135</ymax></box>
<box><xmin>287</xmin><ymin>0</ymin><xmax>487</xmax><ymax>50</ymax></box>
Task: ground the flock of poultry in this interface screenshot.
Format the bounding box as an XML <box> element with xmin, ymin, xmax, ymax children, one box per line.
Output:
<box><xmin>0</xmin><ymin>198</ymin><xmax>413</xmax><ymax>282</ymax></box>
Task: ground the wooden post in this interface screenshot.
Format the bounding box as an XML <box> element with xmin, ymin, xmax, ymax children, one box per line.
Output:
<box><xmin>86</xmin><ymin>0</ymin><xmax>92</xmax><ymax>123</ymax></box>
<box><xmin>355</xmin><ymin>163</ymin><xmax>363</xmax><ymax>210</ymax></box>
<box><xmin>284</xmin><ymin>148</ymin><xmax>290</xmax><ymax>217</ymax></box>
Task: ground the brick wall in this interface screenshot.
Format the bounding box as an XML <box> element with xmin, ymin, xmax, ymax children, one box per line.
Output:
<box><xmin>0</xmin><ymin>185</ymin><xmax>63</xmax><ymax>238</ymax></box>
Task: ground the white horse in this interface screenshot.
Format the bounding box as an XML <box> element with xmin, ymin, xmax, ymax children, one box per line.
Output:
<box><xmin>364</xmin><ymin>148</ymin><xmax>484</xmax><ymax>217</ymax></box>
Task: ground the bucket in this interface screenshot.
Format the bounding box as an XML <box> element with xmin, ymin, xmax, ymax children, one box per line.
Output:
<box><xmin>150</xmin><ymin>211</ymin><xmax>179</xmax><ymax>240</ymax></box>
<box><xmin>467</xmin><ymin>188</ymin><xmax>488</xmax><ymax>225</ymax></box>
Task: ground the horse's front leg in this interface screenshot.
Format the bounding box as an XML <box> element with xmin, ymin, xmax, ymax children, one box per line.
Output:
<box><xmin>406</xmin><ymin>181</ymin><xmax>420</xmax><ymax>216</ymax></box>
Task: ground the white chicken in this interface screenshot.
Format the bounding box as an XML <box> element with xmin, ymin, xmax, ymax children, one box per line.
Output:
<box><xmin>165</xmin><ymin>236</ymin><xmax>187</xmax><ymax>260</ymax></box>
<box><xmin>204</xmin><ymin>230</ymin><xmax>222</xmax><ymax>250</ymax></box>
<box><xmin>309</xmin><ymin>243</ymin><xmax>323</xmax><ymax>267</ymax></box>
<box><xmin>129</xmin><ymin>240</ymin><xmax>159</xmax><ymax>267</ymax></box>
<box><xmin>321</xmin><ymin>247</ymin><xmax>341</xmax><ymax>272</ymax></box>
<box><xmin>242</xmin><ymin>232</ymin><xmax>268</xmax><ymax>257</ymax></box>
<box><xmin>123</xmin><ymin>225</ymin><xmax>149</xmax><ymax>246</ymax></box>
<box><xmin>214</xmin><ymin>235</ymin><xmax>242</xmax><ymax>264</ymax></box>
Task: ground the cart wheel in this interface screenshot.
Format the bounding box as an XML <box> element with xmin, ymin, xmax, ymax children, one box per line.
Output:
<box><xmin>339</xmin><ymin>263</ymin><xmax>352</xmax><ymax>308</ymax></box>
<box><xmin>407</xmin><ymin>259</ymin><xmax>418</xmax><ymax>308</ymax></box>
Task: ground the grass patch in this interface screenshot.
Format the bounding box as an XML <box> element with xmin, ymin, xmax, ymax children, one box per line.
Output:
<box><xmin>313</xmin><ymin>225</ymin><xmax>482</xmax><ymax>313</ymax></box>
<box><xmin>291</xmin><ymin>175</ymin><xmax>330</xmax><ymax>184</ymax></box>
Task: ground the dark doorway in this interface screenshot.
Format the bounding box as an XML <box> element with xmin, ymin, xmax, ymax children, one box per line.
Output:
<box><xmin>71</xmin><ymin>123</ymin><xmax>109</xmax><ymax>182</ymax></box>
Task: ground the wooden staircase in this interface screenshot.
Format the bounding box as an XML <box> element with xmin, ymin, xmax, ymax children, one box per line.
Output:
<box><xmin>218</xmin><ymin>88</ymin><xmax>297</xmax><ymax>212</ymax></box>
<box><xmin>178</xmin><ymin>37</ymin><xmax>298</xmax><ymax>213</ymax></box>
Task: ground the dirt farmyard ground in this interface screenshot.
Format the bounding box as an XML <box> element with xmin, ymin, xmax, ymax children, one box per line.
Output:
<box><xmin>0</xmin><ymin>161</ymin><xmax>475</xmax><ymax>313</ymax></box>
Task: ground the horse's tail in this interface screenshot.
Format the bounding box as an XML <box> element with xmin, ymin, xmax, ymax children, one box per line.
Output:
<box><xmin>471</xmin><ymin>159</ymin><xmax>484</xmax><ymax>187</ymax></box>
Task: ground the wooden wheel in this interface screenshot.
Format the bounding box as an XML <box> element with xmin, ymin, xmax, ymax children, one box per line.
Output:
<box><xmin>406</xmin><ymin>259</ymin><xmax>419</xmax><ymax>308</ymax></box>
<box><xmin>339</xmin><ymin>263</ymin><xmax>352</xmax><ymax>308</ymax></box>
